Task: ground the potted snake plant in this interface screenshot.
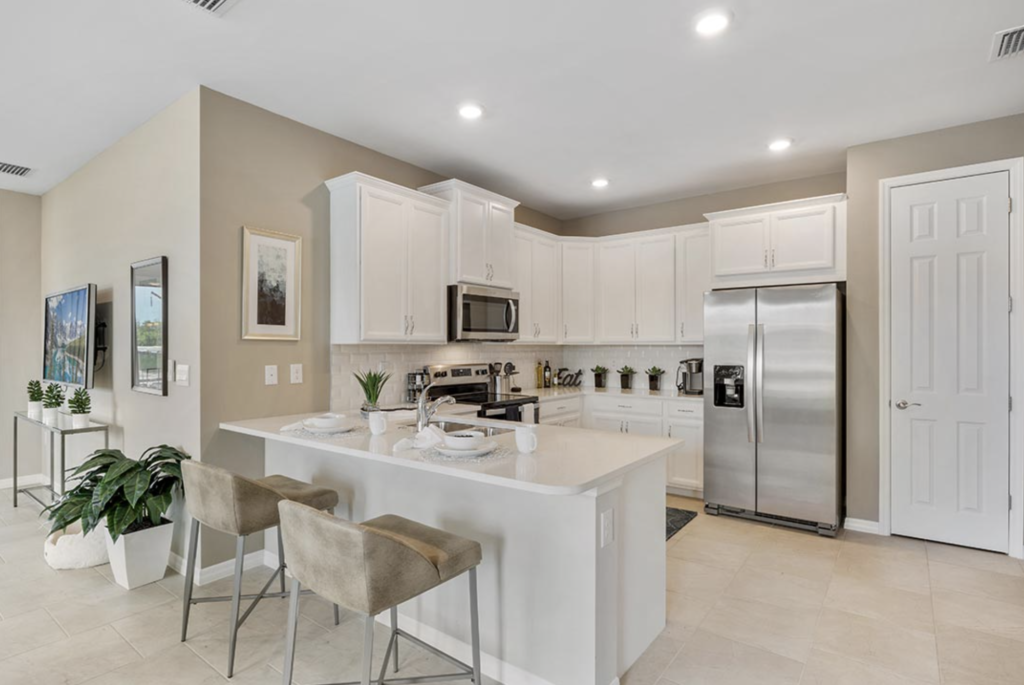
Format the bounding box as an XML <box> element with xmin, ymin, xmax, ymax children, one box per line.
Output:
<box><xmin>27</xmin><ymin>380</ymin><xmax>43</xmax><ymax>419</ymax></box>
<box><xmin>42</xmin><ymin>383</ymin><xmax>65</xmax><ymax>425</ymax></box>
<box><xmin>354</xmin><ymin>370</ymin><xmax>391</xmax><ymax>418</ymax></box>
<box><xmin>68</xmin><ymin>388</ymin><xmax>92</xmax><ymax>429</ymax></box>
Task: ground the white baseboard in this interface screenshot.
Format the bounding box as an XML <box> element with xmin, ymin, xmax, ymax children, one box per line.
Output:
<box><xmin>844</xmin><ymin>518</ymin><xmax>883</xmax><ymax>535</ymax></box>
<box><xmin>0</xmin><ymin>473</ymin><xmax>47</xmax><ymax>491</ymax></box>
<box><xmin>167</xmin><ymin>549</ymin><xmax>273</xmax><ymax>587</ymax></box>
<box><xmin>667</xmin><ymin>485</ymin><xmax>703</xmax><ymax>500</ymax></box>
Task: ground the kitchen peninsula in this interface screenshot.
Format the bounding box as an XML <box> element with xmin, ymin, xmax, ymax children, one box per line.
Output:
<box><xmin>220</xmin><ymin>414</ymin><xmax>679</xmax><ymax>685</ymax></box>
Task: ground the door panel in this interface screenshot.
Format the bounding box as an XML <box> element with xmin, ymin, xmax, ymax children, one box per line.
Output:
<box><xmin>635</xmin><ymin>235</ymin><xmax>676</xmax><ymax>342</ymax></box>
<box><xmin>561</xmin><ymin>243</ymin><xmax>595</xmax><ymax>342</ymax></box>
<box><xmin>755</xmin><ymin>284</ymin><xmax>841</xmax><ymax>526</ymax></box>
<box><xmin>677</xmin><ymin>229</ymin><xmax>710</xmax><ymax>343</ymax></box>
<box><xmin>597</xmin><ymin>240</ymin><xmax>637</xmax><ymax>342</ymax></box>
<box><xmin>666</xmin><ymin>420</ymin><xmax>703</xmax><ymax>491</ymax></box>
<box><xmin>532</xmin><ymin>237</ymin><xmax>559</xmax><ymax>342</ymax></box>
<box><xmin>487</xmin><ymin>202</ymin><xmax>515</xmax><ymax>288</ymax></box>
<box><xmin>513</xmin><ymin>231</ymin><xmax>534</xmax><ymax>339</ymax></box>
<box><xmin>890</xmin><ymin>171</ymin><xmax>1010</xmax><ymax>553</ymax></box>
<box><xmin>712</xmin><ymin>215</ymin><xmax>769</xmax><ymax>276</ymax></box>
<box><xmin>360</xmin><ymin>187</ymin><xmax>407</xmax><ymax>340</ymax></box>
<box><xmin>702</xmin><ymin>289</ymin><xmax>757</xmax><ymax>511</ymax></box>
<box><xmin>769</xmin><ymin>205</ymin><xmax>835</xmax><ymax>271</ymax></box>
<box><xmin>407</xmin><ymin>201</ymin><xmax>448</xmax><ymax>342</ymax></box>
<box><xmin>457</xmin><ymin>194</ymin><xmax>488</xmax><ymax>285</ymax></box>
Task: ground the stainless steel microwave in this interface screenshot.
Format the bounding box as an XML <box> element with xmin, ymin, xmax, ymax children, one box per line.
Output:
<box><xmin>448</xmin><ymin>284</ymin><xmax>519</xmax><ymax>342</ymax></box>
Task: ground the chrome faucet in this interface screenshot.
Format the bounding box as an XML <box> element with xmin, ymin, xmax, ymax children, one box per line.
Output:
<box><xmin>417</xmin><ymin>383</ymin><xmax>456</xmax><ymax>432</ymax></box>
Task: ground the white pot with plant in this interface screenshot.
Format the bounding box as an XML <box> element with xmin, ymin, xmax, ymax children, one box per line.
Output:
<box><xmin>354</xmin><ymin>369</ymin><xmax>391</xmax><ymax>419</ymax></box>
<box><xmin>45</xmin><ymin>445</ymin><xmax>191</xmax><ymax>590</ymax></box>
<box><xmin>69</xmin><ymin>387</ymin><xmax>92</xmax><ymax>429</ymax></box>
<box><xmin>42</xmin><ymin>383</ymin><xmax>65</xmax><ymax>425</ymax></box>
<box><xmin>27</xmin><ymin>380</ymin><xmax>43</xmax><ymax>419</ymax></box>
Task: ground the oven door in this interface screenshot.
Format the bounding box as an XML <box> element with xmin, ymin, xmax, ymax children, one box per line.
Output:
<box><xmin>478</xmin><ymin>404</ymin><xmax>539</xmax><ymax>423</ymax></box>
<box><xmin>449</xmin><ymin>285</ymin><xmax>520</xmax><ymax>341</ymax></box>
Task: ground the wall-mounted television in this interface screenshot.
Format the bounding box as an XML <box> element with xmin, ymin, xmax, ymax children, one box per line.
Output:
<box><xmin>43</xmin><ymin>284</ymin><xmax>97</xmax><ymax>389</ymax></box>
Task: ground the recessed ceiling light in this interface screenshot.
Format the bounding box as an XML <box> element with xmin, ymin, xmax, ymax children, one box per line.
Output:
<box><xmin>458</xmin><ymin>103</ymin><xmax>484</xmax><ymax>120</ymax></box>
<box><xmin>695</xmin><ymin>10</ymin><xmax>731</xmax><ymax>37</ymax></box>
<box><xmin>591</xmin><ymin>178</ymin><xmax>610</xmax><ymax>189</ymax></box>
<box><xmin>768</xmin><ymin>138</ymin><xmax>793</xmax><ymax>152</ymax></box>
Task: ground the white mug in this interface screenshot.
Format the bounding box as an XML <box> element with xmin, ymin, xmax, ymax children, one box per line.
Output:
<box><xmin>515</xmin><ymin>424</ymin><xmax>539</xmax><ymax>453</ymax></box>
<box><xmin>368</xmin><ymin>411</ymin><xmax>388</xmax><ymax>436</ymax></box>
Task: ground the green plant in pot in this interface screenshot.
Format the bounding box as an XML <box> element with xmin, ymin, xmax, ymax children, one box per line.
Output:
<box><xmin>27</xmin><ymin>380</ymin><xmax>43</xmax><ymax>418</ymax></box>
<box><xmin>46</xmin><ymin>444</ymin><xmax>190</xmax><ymax>590</ymax></box>
<box><xmin>68</xmin><ymin>387</ymin><xmax>92</xmax><ymax>429</ymax></box>
<box><xmin>591</xmin><ymin>365</ymin><xmax>608</xmax><ymax>389</ymax></box>
<box><xmin>618</xmin><ymin>366</ymin><xmax>636</xmax><ymax>391</ymax></box>
<box><xmin>646</xmin><ymin>367</ymin><xmax>666</xmax><ymax>392</ymax></box>
<box><xmin>354</xmin><ymin>370</ymin><xmax>391</xmax><ymax>417</ymax></box>
<box><xmin>42</xmin><ymin>383</ymin><xmax>65</xmax><ymax>425</ymax></box>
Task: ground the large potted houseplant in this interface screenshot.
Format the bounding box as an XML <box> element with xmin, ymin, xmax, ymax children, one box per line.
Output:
<box><xmin>27</xmin><ymin>380</ymin><xmax>43</xmax><ymax>419</ymax></box>
<box><xmin>591</xmin><ymin>366</ymin><xmax>608</xmax><ymax>389</ymax></box>
<box><xmin>46</xmin><ymin>445</ymin><xmax>190</xmax><ymax>590</ymax></box>
<box><xmin>42</xmin><ymin>383</ymin><xmax>65</xmax><ymax>425</ymax></box>
<box><xmin>618</xmin><ymin>366</ymin><xmax>636</xmax><ymax>391</ymax></box>
<box><xmin>68</xmin><ymin>388</ymin><xmax>92</xmax><ymax>429</ymax></box>
<box><xmin>354</xmin><ymin>370</ymin><xmax>391</xmax><ymax>417</ymax></box>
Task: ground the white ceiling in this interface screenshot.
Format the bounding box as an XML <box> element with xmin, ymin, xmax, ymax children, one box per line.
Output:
<box><xmin>1</xmin><ymin>0</ymin><xmax>1023</xmax><ymax>219</ymax></box>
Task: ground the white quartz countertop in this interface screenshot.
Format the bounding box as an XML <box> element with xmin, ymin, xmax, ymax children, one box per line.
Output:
<box><xmin>220</xmin><ymin>413</ymin><xmax>680</xmax><ymax>496</ymax></box>
<box><xmin>527</xmin><ymin>386</ymin><xmax>704</xmax><ymax>404</ymax></box>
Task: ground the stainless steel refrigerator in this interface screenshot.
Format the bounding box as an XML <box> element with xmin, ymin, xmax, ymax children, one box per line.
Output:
<box><xmin>703</xmin><ymin>283</ymin><xmax>843</xmax><ymax>535</ymax></box>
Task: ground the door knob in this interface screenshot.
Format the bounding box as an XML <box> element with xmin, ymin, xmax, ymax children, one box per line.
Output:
<box><xmin>895</xmin><ymin>400</ymin><xmax>921</xmax><ymax>410</ymax></box>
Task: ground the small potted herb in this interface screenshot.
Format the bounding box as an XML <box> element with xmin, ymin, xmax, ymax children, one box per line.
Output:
<box><xmin>591</xmin><ymin>365</ymin><xmax>609</xmax><ymax>389</ymax></box>
<box><xmin>42</xmin><ymin>383</ymin><xmax>65</xmax><ymax>425</ymax></box>
<box><xmin>27</xmin><ymin>380</ymin><xmax>43</xmax><ymax>419</ymax></box>
<box><xmin>618</xmin><ymin>366</ymin><xmax>636</xmax><ymax>391</ymax></box>
<box><xmin>69</xmin><ymin>388</ymin><xmax>92</xmax><ymax>429</ymax></box>
<box><xmin>354</xmin><ymin>370</ymin><xmax>391</xmax><ymax>417</ymax></box>
<box><xmin>646</xmin><ymin>367</ymin><xmax>666</xmax><ymax>392</ymax></box>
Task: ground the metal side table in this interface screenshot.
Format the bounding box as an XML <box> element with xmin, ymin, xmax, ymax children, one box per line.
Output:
<box><xmin>12</xmin><ymin>411</ymin><xmax>109</xmax><ymax>508</ymax></box>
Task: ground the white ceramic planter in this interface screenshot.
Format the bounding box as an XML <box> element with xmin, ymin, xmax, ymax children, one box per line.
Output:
<box><xmin>105</xmin><ymin>520</ymin><xmax>174</xmax><ymax>590</ymax></box>
<box><xmin>42</xmin><ymin>407</ymin><xmax>58</xmax><ymax>425</ymax></box>
<box><xmin>71</xmin><ymin>413</ymin><xmax>90</xmax><ymax>429</ymax></box>
<box><xmin>27</xmin><ymin>401</ymin><xmax>42</xmax><ymax>419</ymax></box>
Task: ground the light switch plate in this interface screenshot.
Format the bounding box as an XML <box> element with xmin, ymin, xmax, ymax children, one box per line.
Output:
<box><xmin>175</xmin><ymin>363</ymin><xmax>190</xmax><ymax>387</ymax></box>
<box><xmin>265</xmin><ymin>365</ymin><xmax>278</xmax><ymax>386</ymax></box>
<box><xmin>290</xmin><ymin>363</ymin><xmax>303</xmax><ymax>384</ymax></box>
<box><xmin>600</xmin><ymin>509</ymin><xmax>615</xmax><ymax>548</ymax></box>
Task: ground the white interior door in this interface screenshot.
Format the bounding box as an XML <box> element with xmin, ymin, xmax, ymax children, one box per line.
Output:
<box><xmin>890</xmin><ymin>171</ymin><xmax>1011</xmax><ymax>553</ymax></box>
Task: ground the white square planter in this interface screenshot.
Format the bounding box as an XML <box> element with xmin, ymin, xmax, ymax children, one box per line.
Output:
<box><xmin>104</xmin><ymin>521</ymin><xmax>174</xmax><ymax>590</ymax></box>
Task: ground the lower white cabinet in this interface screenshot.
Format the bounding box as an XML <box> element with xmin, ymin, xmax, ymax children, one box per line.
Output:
<box><xmin>588</xmin><ymin>412</ymin><xmax>662</xmax><ymax>436</ymax></box>
<box><xmin>665</xmin><ymin>419</ymin><xmax>703</xmax><ymax>492</ymax></box>
<box><xmin>540</xmin><ymin>413</ymin><xmax>581</xmax><ymax>428</ymax></box>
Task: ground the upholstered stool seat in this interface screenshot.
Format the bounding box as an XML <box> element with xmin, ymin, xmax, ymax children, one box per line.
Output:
<box><xmin>259</xmin><ymin>475</ymin><xmax>340</xmax><ymax>514</ymax></box>
<box><xmin>278</xmin><ymin>501</ymin><xmax>484</xmax><ymax>685</ymax></box>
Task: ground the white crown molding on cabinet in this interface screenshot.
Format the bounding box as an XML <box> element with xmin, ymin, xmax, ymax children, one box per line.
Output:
<box><xmin>418</xmin><ymin>179</ymin><xmax>520</xmax><ymax>210</ymax></box>
<box><xmin>703</xmin><ymin>193</ymin><xmax>848</xmax><ymax>221</ymax></box>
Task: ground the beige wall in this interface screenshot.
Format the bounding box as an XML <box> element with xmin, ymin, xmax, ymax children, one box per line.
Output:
<box><xmin>0</xmin><ymin>190</ymin><xmax>42</xmax><ymax>483</ymax></box>
<box><xmin>560</xmin><ymin>173</ymin><xmax>847</xmax><ymax>236</ymax></box>
<box><xmin>845</xmin><ymin>112</ymin><xmax>1024</xmax><ymax>521</ymax></box>
<box><xmin>41</xmin><ymin>90</ymin><xmax>202</xmax><ymax>555</ymax></box>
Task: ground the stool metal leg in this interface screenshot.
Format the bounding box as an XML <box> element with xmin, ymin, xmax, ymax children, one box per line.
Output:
<box><xmin>281</xmin><ymin>578</ymin><xmax>301</xmax><ymax>685</ymax></box>
<box><xmin>181</xmin><ymin>518</ymin><xmax>200</xmax><ymax>642</ymax></box>
<box><xmin>277</xmin><ymin>528</ymin><xmax>287</xmax><ymax>595</ymax></box>
<box><xmin>334</xmin><ymin>603</ymin><xmax>341</xmax><ymax>626</ymax></box>
<box><xmin>469</xmin><ymin>567</ymin><xmax>481</xmax><ymax>684</ymax></box>
<box><xmin>361</xmin><ymin>614</ymin><xmax>375</xmax><ymax>685</ymax></box>
<box><xmin>390</xmin><ymin>606</ymin><xmax>400</xmax><ymax>673</ymax></box>
<box><xmin>227</xmin><ymin>535</ymin><xmax>246</xmax><ymax>678</ymax></box>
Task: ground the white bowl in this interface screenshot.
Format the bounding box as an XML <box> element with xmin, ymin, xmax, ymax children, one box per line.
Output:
<box><xmin>443</xmin><ymin>430</ymin><xmax>485</xmax><ymax>450</ymax></box>
<box><xmin>303</xmin><ymin>414</ymin><xmax>345</xmax><ymax>430</ymax></box>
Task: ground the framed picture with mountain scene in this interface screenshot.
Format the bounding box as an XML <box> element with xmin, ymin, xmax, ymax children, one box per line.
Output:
<box><xmin>242</xmin><ymin>226</ymin><xmax>302</xmax><ymax>341</ymax></box>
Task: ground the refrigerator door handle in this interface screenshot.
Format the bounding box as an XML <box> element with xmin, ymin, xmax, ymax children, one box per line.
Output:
<box><xmin>756</xmin><ymin>323</ymin><xmax>765</xmax><ymax>443</ymax></box>
<box><xmin>747</xmin><ymin>324</ymin><xmax>756</xmax><ymax>443</ymax></box>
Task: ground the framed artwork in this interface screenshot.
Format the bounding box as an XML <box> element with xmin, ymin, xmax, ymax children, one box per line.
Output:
<box><xmin>242</xmin><ymin>226</ymin><xmax>302</xmax><ymax>341</ymax></box>
<box><xmin>131</xmin><ymin>257</ymin><xmax>168</xmax><ymax>396</ymax></box>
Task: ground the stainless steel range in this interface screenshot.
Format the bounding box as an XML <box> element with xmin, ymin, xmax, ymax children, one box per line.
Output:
<box><xmin>424</xmin><ymin>363</ymin><xmax>539</xmax><ymax>423</ymax></box>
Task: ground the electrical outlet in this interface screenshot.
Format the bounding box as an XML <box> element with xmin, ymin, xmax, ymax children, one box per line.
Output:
<box><xmin>600</xmin><ymin>509</ymin><xmax>615</xmax><ymax>548</ymax></box>
<box><xmin>290</xmin><ymin>364</ymin><xmax>303</xmax><ymax>384</ymax></box>
<box><xmin>175</xmin><ymin>363</ymin><xmax>190</xmax><ymax>387</ymax></box>
<box><xmin>265</xmin><ymin>365</ymin><xmax>278</xmax><ymax>386</ymax></box>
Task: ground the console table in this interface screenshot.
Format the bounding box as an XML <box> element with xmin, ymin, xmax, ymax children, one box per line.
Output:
<box><xmin>12</xmin><ymin>411</ymin><xmax>110</xmax><ymax>508</ymax></box>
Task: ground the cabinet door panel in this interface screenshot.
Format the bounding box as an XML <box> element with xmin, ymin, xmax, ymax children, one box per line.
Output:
<box><xmin>561</xmin><ymin>243</ymin><xmax>595</xmax><ymax>342</ymax></box>
<box><xmin>769</xmin><ymin>205</ymin><xmax>835</xmax><ymax>272</ymax></box>
<box><xmin>712</xmin><ymin>215</ymin><xmax>769</xmax><ymax>276</ymax></box>
<box><xmin>588</xmin><ymin>413</ymin><xmax>625</xmax><ymax>433</ymax></box>
<box><xmin>513</xmin><ymin>230</ymin><xmax>534</xmax><ymax>340</ymax></box>
<box><xmin>487</xmin><ymin>202</ymin><xmax>515</xmax><ymax>288</ymax></box>
<box><xmin>456</xmin><ymin>194</ymin><xmax>489</xmax><ymax>285</ymax></box>
<box><xmin>597</xmin><ymin>240</ymin><xmax>636</xmax><ymax>343</ymax></box>
<box><xmin>532</xmin><ymin>236</ymin><xmax>559</xmax><ymax>342</ymax></box>
<box><xmin>665</xmin><ymin>420</ymin><xmax>703</xmax><ymax>490</ymax></box>
<box><xmin>635</xmin><ymin>235</ymin><xmax>676</xmax><ymax>342</ymax></box>
<box><xmin>360</xmin><ymin>187</ymin><xmax>407</xmax><ymax>340</ymax></box>
<box><xmin>624</xmin><ymin>416</ymin><xmax>663</xmax><ymax>436</ymax></box>
<box><xmin>677</xmin><ymin>229</ymin><xmax>711</xmax><ymax>343</ymax></box>
<box><xmin>407</xmin><ymin>201</ymin><xmax>448</xmax><ymax>341</ymax></box>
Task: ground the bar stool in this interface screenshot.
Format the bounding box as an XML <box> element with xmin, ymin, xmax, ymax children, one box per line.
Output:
<box><xmin>180</xmin><ymin>461</ymin><xmax>341</xmax><ymax>678</ymax></box>
<box><xmin>277</xmin><ymin>500</ymin><xmax>483</xmax><ymax>685</ymax></box>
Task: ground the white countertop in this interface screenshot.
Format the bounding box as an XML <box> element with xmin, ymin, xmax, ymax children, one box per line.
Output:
<box><xmin>220</xmin><ymin>412</ymin><xmax>680</xmax><ymax>496</ymax></box>
<box><xmin>527</xmin><ymin>386</ymin><xmax>705</xmax><ymax>404</ymax></box>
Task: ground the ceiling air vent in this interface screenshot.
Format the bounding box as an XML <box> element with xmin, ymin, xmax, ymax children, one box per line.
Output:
<box><xmin>990</xmin><ymin>25</ymin><xmax>1024</xmax><ymax>61</ymax></box>
<box><xmin>180</xmin><ymin>0</ymin><xmax>242</xmax><ymax>16</ymax></box>
<box><xmin>0</xmin><ymin>162</ymin><xmax>31</xmax><ymax>177</ymax></box>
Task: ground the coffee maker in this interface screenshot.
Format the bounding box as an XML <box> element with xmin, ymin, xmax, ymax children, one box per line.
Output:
<box><xmin>676</xmin><ymin>358</ymin><xmax>704</xmax><ymax>395</ymax></box>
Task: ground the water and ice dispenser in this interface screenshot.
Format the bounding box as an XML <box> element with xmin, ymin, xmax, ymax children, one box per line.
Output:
<box><xmin>713</xmin><ymin>365</ymin><xmax>745</xmax><ymax>408</ymax></box>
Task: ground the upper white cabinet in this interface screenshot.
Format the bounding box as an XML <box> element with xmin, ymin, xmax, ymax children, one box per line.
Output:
<box><xmin>513</xmin><ymin>225</ymin><xmax>560</xmax><ymax>343</ymax></box>
<box><xmin>595</xmin><ymin>234</ymin><xmax>675</xmax><ymax>343</ymax></box>
<box><xmin>676</xmin><ymin>225</ymin><xmax>711</xmax><ymax>344</ymax></box>
<box><xmin>418</xmin><ymin>179</ymin><xmax>520</xmax><ymax>289</ymax></box>
<box><xmin>707</xmin><ymin>194</ymin><xmax>846</xmax><ymax>289</ymax></box>
<box><xmin>560</xmin><ymin>242</ymin><xmax>595</xmax><ymax>343</ymax></box>
<box><xmin>327</xmin><ymin>173</ymin><xmax>449</xmax><ymax>344</ymax></box>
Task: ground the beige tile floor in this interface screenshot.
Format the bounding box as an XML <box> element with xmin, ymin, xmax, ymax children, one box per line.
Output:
<box><xmin>3</xmin><ymin>489</ymin><xmax>1024</xmax><ymax>685</ymax></box>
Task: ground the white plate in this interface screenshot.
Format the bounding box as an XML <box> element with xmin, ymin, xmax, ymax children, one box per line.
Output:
<box><xmin>434</xmin><ymin>440</ymin><xmax>498</xmax><ymax>458</ymax></box>
<box><xmin>303</xmin><ymin>424</ymin><xmax>355</xmax><ymax>435</ymax></box>
<box><xmin>303</xmin><ymin>414</ymin><xmax>346</xmax><ymax>430</ymax></box>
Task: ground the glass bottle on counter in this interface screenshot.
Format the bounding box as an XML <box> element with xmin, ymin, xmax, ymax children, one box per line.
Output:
<box><xmin>536</xmin><ymin>361</ymin><xmax>544</xmax><ymax>388</ymax></box>
<box><xmin>543</xmin><ymin>360</ymin><xmax>552</xmax><ymax>389</ymax></box>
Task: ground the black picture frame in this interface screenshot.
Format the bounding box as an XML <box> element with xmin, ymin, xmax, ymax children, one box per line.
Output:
<box><xmin>131</xmin><ymin>256</ymin><xmax>168</xmax><ymax>396</ymax></box>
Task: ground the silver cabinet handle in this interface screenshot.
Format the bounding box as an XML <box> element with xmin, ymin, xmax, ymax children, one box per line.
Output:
<box><xmin>617</xmin><ymin>404</ymin><xmax>632</xmax><ymax>409</ymax></box>
<box><xmin>410</xmin><ymin>316</ymin><xmax>415</xmax><ymax>335</ymax></box>
<box><xmin>764</xmin><ymin>250</ymin><xmax>768</xmax><ymax>268</ymax></box>
<box><xmin>564</xmin><ymin>323</ymin><xmax>568</xmax><ymax>338</ymax></box>
<box><xmin>668</xmin><ymin>425</ymin><xmax>672</xmax><ymax>438</ymax></box>
<box><xmin>746</xmin><ymin>324</ymin><xmax>756</xmax><ymax>443</ymax></box>
<box><xmin>756</xmin><ymin>323</ymin><xmax>764</xmax><ymax>443</ymax></box>
<box><xmin>404</xmin><ymin>315</ymin><xmax>409</xmax><ymax>336</ymax></box>
<box><xmin>771</xmin><ymin>249</ymin><xmax>776</xmax><ymax>268</ymax></box>
<box><xmin>626</xmin><ymin>421</ymin><xmax>630</xmax><ymax>433</ymax></box>
<box><xmin>895</xmin><ymin>400</ymin><xmax>921</xmax><ymax>410</ymax></box>
<box><xmin>680</xmin><ymin>322</ymin><xmax>684</xmax><ymax>337</ymax></box>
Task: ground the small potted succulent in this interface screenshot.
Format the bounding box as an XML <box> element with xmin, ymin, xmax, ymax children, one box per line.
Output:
<box><xmin>591</xmin><ymin>365</ymin><xmax>609</xmax><ymax>389</ymax></box>
<box><xmin>42</xmin><ymin>383</ymin><xmax>65</xmax><ymax>425</ymax></box>
<box><xmin>646</xmin><ymin>367</ymin><xmax>666</xmax><ymax>392</ymax></box>
<box><xmin>618</xmin><ymin>366</ymin><xmax>636</xmax><ymax>391</ymax></box>
<box><xmin>27</xmin><ymin>380</ymin><xmax>44</xmax><ymax>419</ymax></box>
<box><xmin>69</xmin><ymin>387</ymin><xmax>92</xmax><ymax>429</ymax></box>
<box><xmin>354</xmin><ymin>370</ymin><xmax>391</xmax><ymax>418</ymax></box>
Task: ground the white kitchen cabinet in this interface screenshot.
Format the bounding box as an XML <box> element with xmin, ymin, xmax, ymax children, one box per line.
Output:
<box><xmin>707</xmin><ymin>194</ymin><xmax>846</xmax><ymax>289</ymax></box>
<box><xmin>596</xmin><ymin>240</ymin><xmax>636</xmax><ymax>342</ymax></box>
<box><xmin>665</xmin><ymin>419</ymin><xmax>703</xmax><ymax>492</ymax></box>
<box><xmin>513</xmin><ymin>225</ymin><xmax>560</xmax><ymax>343</ymax></box>
<box><xmin>326</xmin><ymin>173</ymin><xmax>450</xmax><ymax>344</ymax></box>
<box><xmin>560</xmin><ymin>242</ymin><xmax>595</xmax><ymax>342</ymax></box>
<box><xmin>588</xmin><ymin>412</ymin><xmax>662</xmax><ymax>435</ymax></box>
<box><xmin>419</xmin><ymin>179</ymin><xmax>519</xmax><ymax>289</ymax></box>
<box><xmin>676</xmin><ymin>225</ymin><xmax>711</xmax><ymax>343</ymax></box>
<box><xmin>595</xmin><ymin>234</ymin><xmax>675</xmax><ymax>343</ymax></box>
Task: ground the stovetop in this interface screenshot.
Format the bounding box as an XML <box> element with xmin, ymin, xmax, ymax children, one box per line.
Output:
<box><xmin>447</xmin><ymin>391</ymin><xmax>539</xmax><ymax>408</ymax></box>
